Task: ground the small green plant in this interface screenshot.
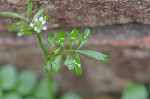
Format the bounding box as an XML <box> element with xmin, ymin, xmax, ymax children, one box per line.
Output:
<box><xmin>0</xmin><ymin>65</ymin><xmax>82</xmax><ymax>99</ymax></box>
<box><xmin>1</xmin><ymin>1</ymin><xmax>109</xmax><ymax>76</ymax></box>
<box><xmin>1</xmin><ymin>2</ymin><xmax>109</xmax><ymax>99</ymax></box>
<box><xmin>121</xmin><ymin>83</ymin><xmax>149</xmax><ymax>99</ymax></box>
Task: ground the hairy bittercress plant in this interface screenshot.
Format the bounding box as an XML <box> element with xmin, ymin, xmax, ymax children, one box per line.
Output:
<box><xmin>1</xmin><ymin>2</ymin><xmax>109</xmax><ymax>76</ymax></box>
<box><xmin>1</xmin><ymin>2</ymin><xmax>109</xmax><ymax>99</ymax></box>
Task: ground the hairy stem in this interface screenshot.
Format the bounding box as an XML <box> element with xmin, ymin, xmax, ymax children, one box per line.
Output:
<box><xmin>36</xmin><ymin>33</ymin><xmax>54</xmax><ymax>99</ymax></box>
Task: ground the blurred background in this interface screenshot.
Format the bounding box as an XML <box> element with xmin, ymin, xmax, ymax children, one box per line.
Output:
<box><xmin>0</xmin><ymin>0</ymin><xmax>150</xmax><ymax>99</ymax></box>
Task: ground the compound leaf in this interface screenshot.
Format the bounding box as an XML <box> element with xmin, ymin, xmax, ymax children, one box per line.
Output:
<box><xmin>78</xmin><ymin>50</ymin><xmax>109</xmax><ymax>62</ymax></box>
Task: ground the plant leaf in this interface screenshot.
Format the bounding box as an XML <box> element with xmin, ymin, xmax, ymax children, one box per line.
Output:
<box><xmin>34</xmin><ymin>79</ymin><xmax>49</xmax><ymax>99</ymax></box>
<box><xmin>74</xmin><ymin>53</ymin><xmax>82</xmax><ymax>76</ymax></box>
<box><xmin>56</xmin><ymin>30</ymin><xmax>66</xmax><ymax>48</ymax></box>
<box><xmin>1</xmin><ymin>12</ymin><xmax>27</xmax><ymax>21</ymax></box>
<box><xmin>17</xmin><ymin>26</ymin><xmax>29</xmax><ymax>37</ymax></box>
<box><xmin>78</xmin><ymin>50</ymin><xmax>109</xmax><ymax>62</ymax></box>
<box><xmin>122</xmin><ymin>84</ymin><xmax>148</xmax><ymax>99</ymax></box>
<box><xmin>34</xmin><ymin>79</ymin><xmax>58</xmax><ymax>99</ymax></box>
<box><xmin>60</xmin><ymin>92</ymin><xmax>82</xmax><ymax>99</ymax></box>
<box><xmin>51</xmin><ymin>55</ymin><xmax>62</xmax><ymax>73</ymax></box>
<box><xmin>3</xmin><ymin>93</ymin><xmax>22</xmax><ymax>99</ymax></box>
<box><xmin>0</xmin><ymin>65</ymin><xmax>18</xmax><ymax>91</ymax></box>
<box><xmin>0</xmin><ymin>88</ymin><xmax>2</xmax><ymax>99</ymax></box>
<box><xmin>69</xmin><ymin>28</ymin><xmax>79</xmax><ymax>47</ymax></box>
<box><xmin>16</xmin><ymin>70</ymin><xmax>38</xmax><ymax>96</ymax></box>
<box><xmin>78</xmin><ymin>28</ymin><xmax>90</xmax><ymax>49</ymax></box>
<box><xmin>25</xmin><ymin>30</ymin><xmax>33</xmax><ymax>35</ymax></box>
<box><xmin>27</xmin><ymin>2</ymin><xmax>33</xmax><ymax>20</ymax></box>
<box><xmin>65</xmin><ymin>53</ymin><xmax>75</xmax><ymax>72</ymax></box>
<box><xmin>24</xmin><ymin>97</ymin><xmax>34</xmax><ymax>99</ymax></box>
<box><xmin>9</xmin><ymin>21</ymin><xmax>26</xmax><ymax>32</ymax></box>
<box><xmin>17</xmin><ymin>29</ymin><xmax>24</xmax><ymax>37</ymax></box>
<box><xmin>48</xmin><ymin>33</ymin><xmax>56</xmax><ymax>48</ymax></box>
<box><xmin>33</xmin><ymin>8</ymin><xmax>46</xmax><ymax>20</ymax></box>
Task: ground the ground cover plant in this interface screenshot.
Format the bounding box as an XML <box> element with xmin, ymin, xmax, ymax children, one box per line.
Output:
<box><xmin>121</xmin><ymin>83</ymin><xmax>149</xmax><ymax>99</ymax></box>
<box><xmin>0</xmin><ymin>65</ymin><xmax>82</xmax><ymax>99</ymax></box>
<box><xmin>1</xmin><ymin>2</ymin><xmax>109</xmax><ymax>99</ymax></box>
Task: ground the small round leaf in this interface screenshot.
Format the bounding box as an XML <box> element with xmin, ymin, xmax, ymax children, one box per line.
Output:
<box><xmin>0</xmin><ymin>65</ymin><xmax>18</xmax><ymax>91</ymax></box>
<box><xmin>3</xmin><ymin>93</ymin><xmax>22</xmax><ymax>99</ymax></box>
<box><xmin>17</xmin><ymin>70</ymin><xmax>38</xmax><ymax>96</ymax></box>
<box><xmin>60</xmin><ymin>92</ymin><xmax>82</xmax><ymax>99</ymax></box>
<box><xmin>0</xmin><ymin>88</ymin><xmax>2</xmax><ymax>99</ymax></box>
<box><xmin>34</xmin><ymin>79</ymin><xmax>58</xmax><ymax>99</ymax></box>
<box><xmin>122</xmin><ymin>84</ymin><xmax>148</xmax><ymax>99</ymax></box>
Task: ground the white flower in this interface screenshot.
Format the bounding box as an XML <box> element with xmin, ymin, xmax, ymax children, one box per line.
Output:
<box><xmin>31</xmin><ymin>16</ymin><xmax>48</xmax><ymax>33</ymax></box>
<box><xmin>39</xmin><ymin>17</ymin><xmax>44</xmax><ymax>21</ymax></box>
<box><xmin>34</xmin><ymin>18</ymin><xmax>38</xmax><ymax>22</ymax></box>
<box><xmin>42</xmin><ymin>26</ymin><xmax>47</xmax><ymax>30</ymax></box>
<box><xmin>29</xmin><ymin>23</ymin><xmax>34</xmax><ymax>27</ymax></box>
<box><xmin>34</xmin><ymin>27</ymin><xmax>38</xmax><ymax>31</ymax></box>
<box><xmin>42</xmin><ymin>20</ymin><xmax>46</xmax><ymax>25</ymax></box>
<box><xmin>37</xmin><ymin>29</ymin><xmax>41</xmax><ymax>33</ymax></box>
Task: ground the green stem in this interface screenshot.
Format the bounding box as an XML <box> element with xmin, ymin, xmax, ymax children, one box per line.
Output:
<box><xmin>36</xmin><ymin>33</ymin><xmax>47</xmax><ymax>57</ymax></box>
<box><xmin>47</xmin><ymin>70</ymin><xmax>54</xmax><ymax>99</ymax></box>
<box><xmin>36</xmin><ymin>33</ymin><xmax>54</xmax><ymax>99</ymax></box>
<box><xmin>62</xmin><ymin>50</ymin><xmax>77</xmax><ymax>53</ymax></box>
<box><xmin>57</xmin><ymin>50</ymin><xmax>77</xmax><ymax>56</ymax></box>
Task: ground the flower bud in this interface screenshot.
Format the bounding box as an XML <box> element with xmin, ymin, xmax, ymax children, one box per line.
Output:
<box><xmin>39</xmin><ymin>17</ymin><xmax>44</xmax><ymax>21</ymax></box>
<box><xmin>29</xmin><ymin>23</ymin><xmax>34</xmax><ymax>27</ymax></box>
<box><xmin>42</xmin><ymin>20</ymin><xmax>46</xmax><ymax>25</ymax></box>
<box><xmin>42</xmin><ymin>26</ymin><xmax>47</xmax><ymax>30</ymax></box>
